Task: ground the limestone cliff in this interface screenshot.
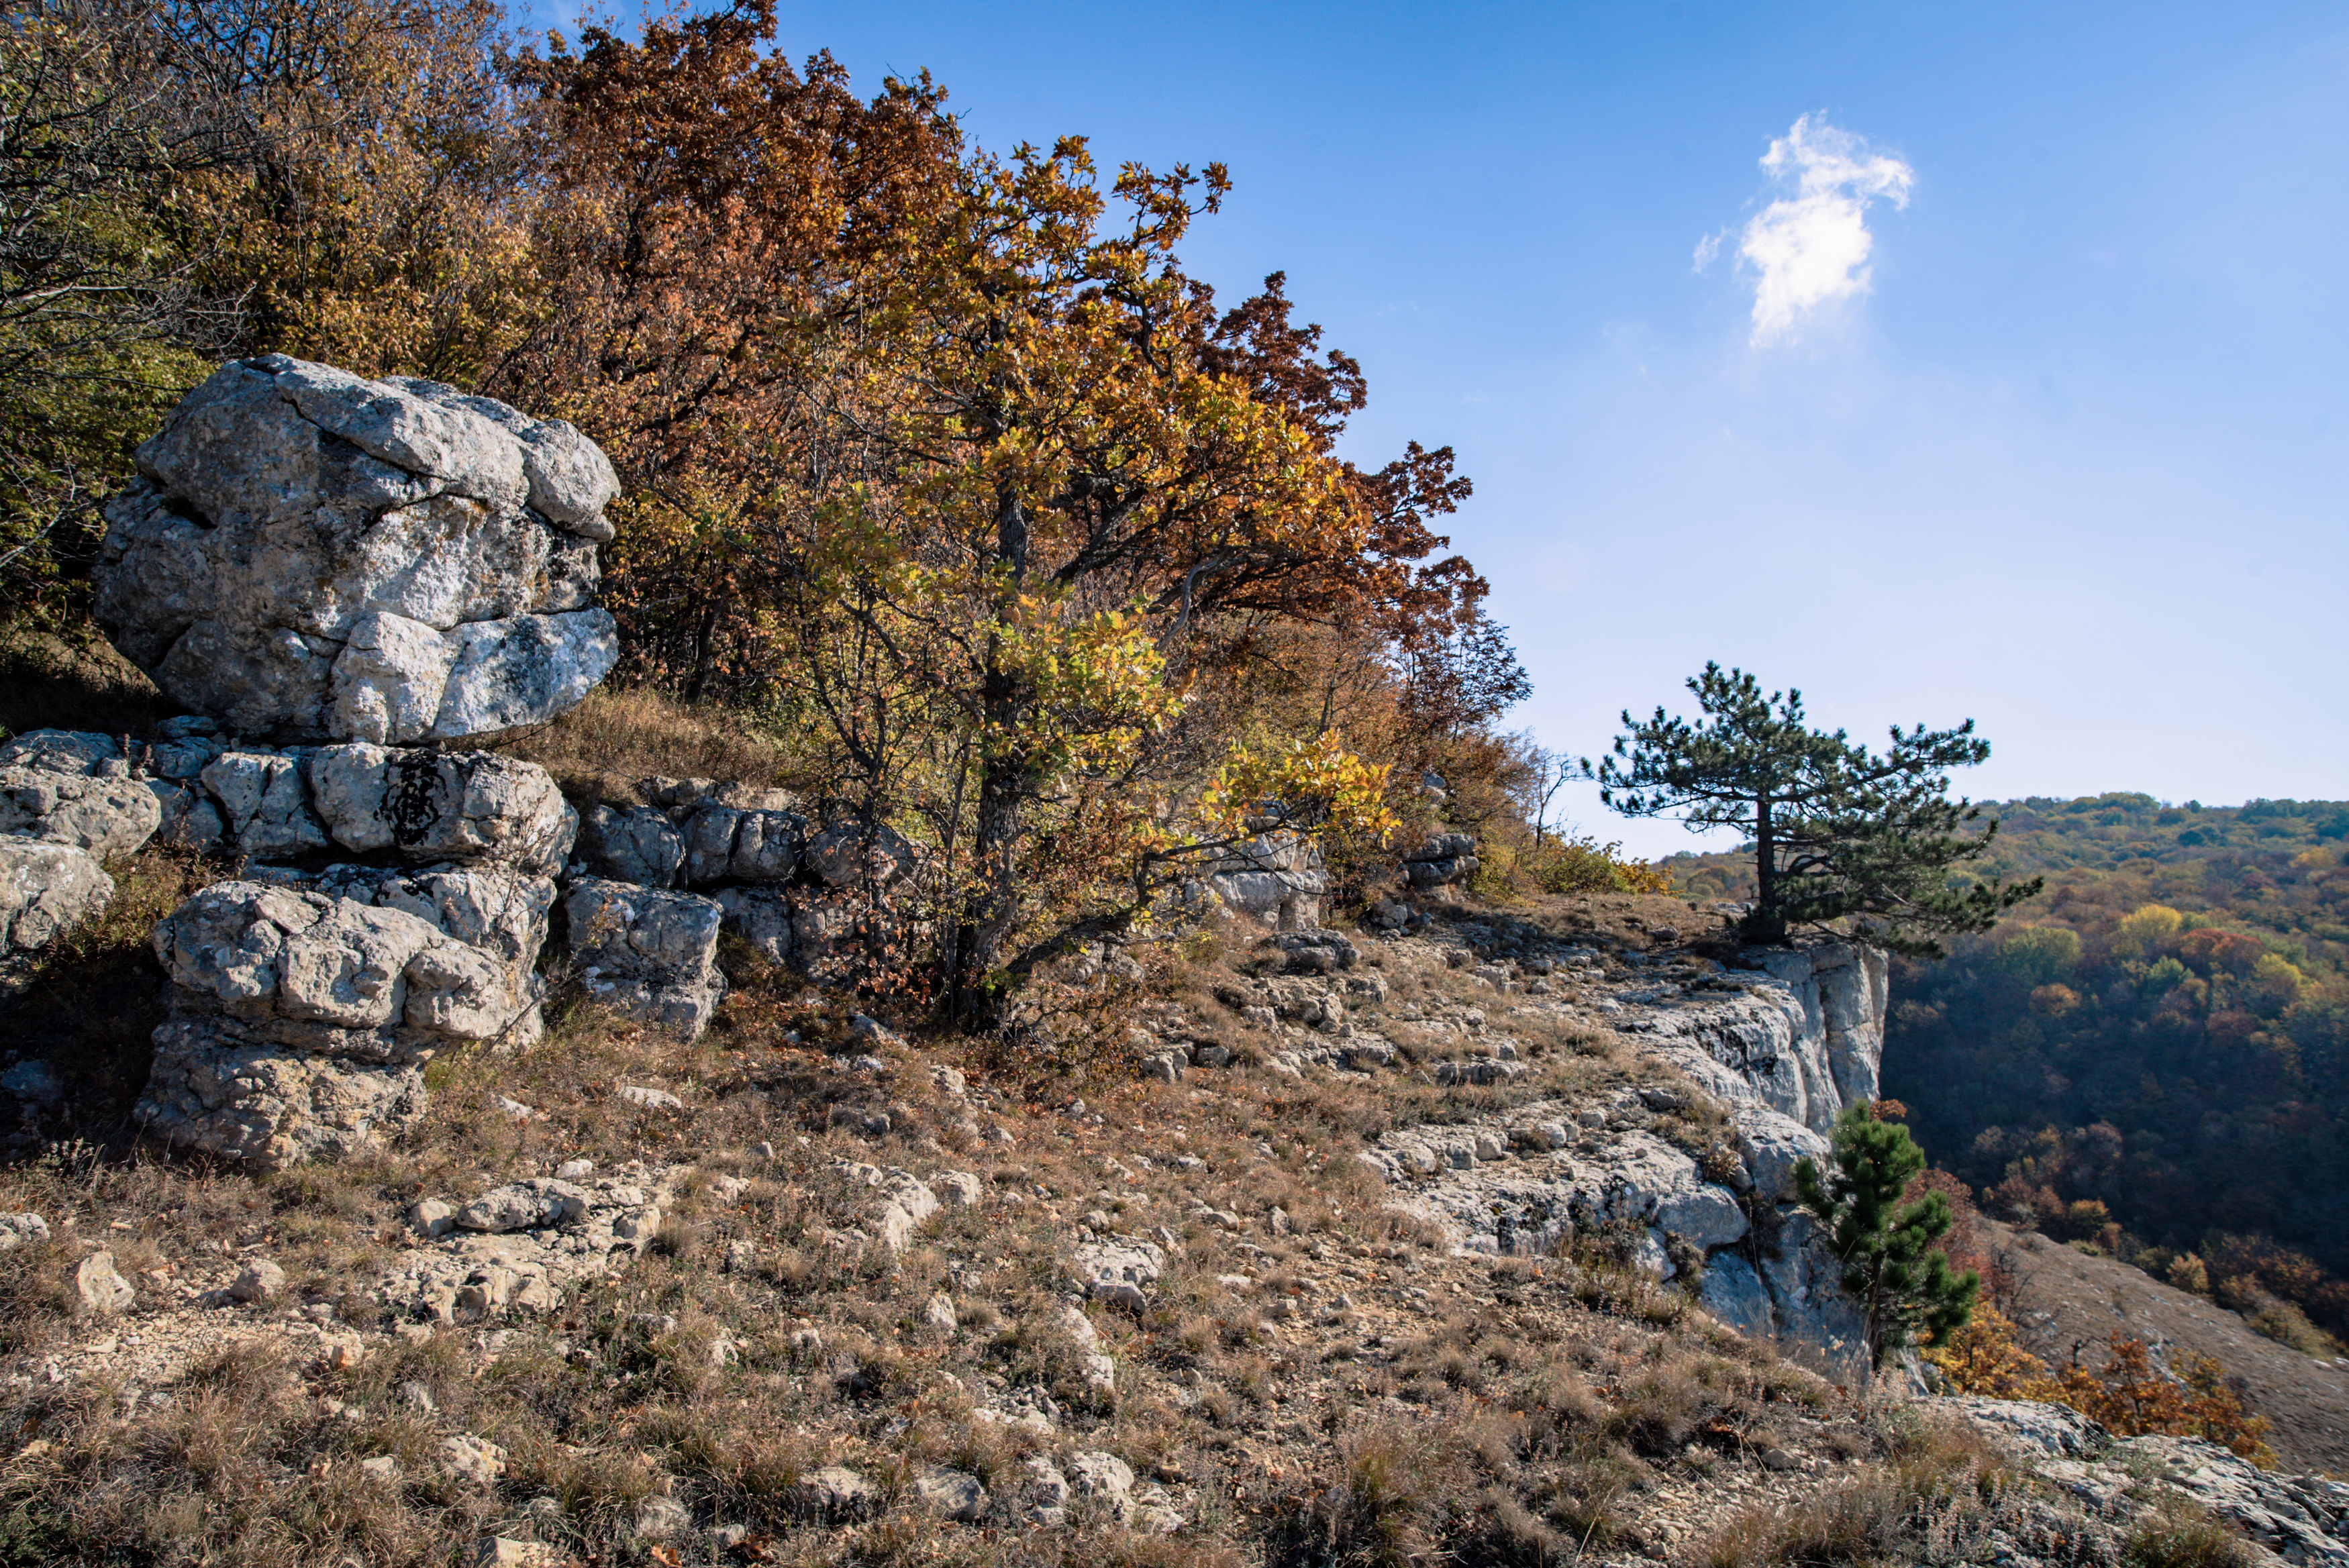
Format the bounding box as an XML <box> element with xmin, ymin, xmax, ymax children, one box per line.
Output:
<box><xmin>1348</xmin><ymin>935</ymin><xmax>1889</xmax><ymax>1377</ymax></box>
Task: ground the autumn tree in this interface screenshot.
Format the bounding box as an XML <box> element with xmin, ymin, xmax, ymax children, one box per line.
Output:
<box><xmin>0</xmin><ymin>0</ymin><xmax>538</xmax><ymax>605</ymax></box>
<box><xmin>498</xmin><ymin>5</ymin><xmax>1504</xmax><ymax>1026</ymax></box>
<box><xmin>852</xmin><ymin>140</ymin><xmax>1431</xmax><ymax>1021</ymax></box>
<box><xmin>2050</xmin><ymin>1337</ymin><xmax>2275</xmax><ymax>1464</ymax></box>
<box><xmin>1795</xmin><ymin>1103</ymin><xmax>1981</xmax><ymax>1365</ymax></box>
<box><xmin>497</xmin><ymin>0</ymin><xmax>965</xmax><ymax>698</ymax></box>
<box><xmin>7</xmin><ymin>0</ymin><xmax>1523</xmax><ymax>1033</ymax></box>
<box><xmin>1597</xmin><ymin>663</ymin><xmax>2041</xmax><ymax>953</ymax></box>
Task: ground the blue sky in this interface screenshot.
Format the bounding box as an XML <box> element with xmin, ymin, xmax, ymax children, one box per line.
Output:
<box><xmin>551</xmin><ymin>1</ymin><xmax>2349</xmax><ymax>855</ymax></box>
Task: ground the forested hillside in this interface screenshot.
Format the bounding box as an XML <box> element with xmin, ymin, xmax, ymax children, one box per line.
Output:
<box><xmin>1671</xmin><ymin>793</ymin><xmax>2349</xmax><ymax>1330</ymax></box>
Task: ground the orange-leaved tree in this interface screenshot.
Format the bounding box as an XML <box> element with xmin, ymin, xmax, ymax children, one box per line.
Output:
<box><xmin>497</xmin><ymin>1</ymin><xmax>1508</xmax><ymax>1027</ymax></box>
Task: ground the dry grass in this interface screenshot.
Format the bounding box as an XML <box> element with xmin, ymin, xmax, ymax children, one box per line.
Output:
<box><xmin>0</xmin><ymin>928</ymin><xmax>1658</xmax><ymax>1563</ymax></box>
<box><xmin>0</xmin><ymin>846</ymin><xmax>2144</xmax><ymax>1567</ymax></box>
<box><xmin>1697</xmin><ymin>1412</ymin><xmax>2037</xmax><ymax>1568</ymax></box>
<box><xmin>0</xmin><ymin>844</ymin><xmax>228</xmax><ymax>1139</ymax></box>
<box><xmin>2124</xmin><ymin>1498</ymin><xmax>2263</xmax><ymax>1568</ymax></box>
<box><xmin>489</xmin><ymin>684</ymin><xmax>810</xmax><ymax>806</ymax></box>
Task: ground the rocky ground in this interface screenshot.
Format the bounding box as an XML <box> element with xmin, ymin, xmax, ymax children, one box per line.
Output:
<box><xmin>0</xmin><ymin>885</ymin><xmax>2333</xmax><ymax>1566</ymax></box>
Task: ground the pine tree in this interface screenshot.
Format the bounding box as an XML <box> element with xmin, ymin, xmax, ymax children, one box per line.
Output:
<box><xmin>1595</xmin><ymin>663</ymin><xmax>2040</xmax><ymax>954</ymax></box>
<box><xmin>1794</xmin><ymin>1104</ymin><xmax>1981</xmax><ymax>1366</ymax></box>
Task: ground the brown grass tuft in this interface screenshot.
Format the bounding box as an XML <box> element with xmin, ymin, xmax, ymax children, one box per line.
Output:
<box><xmin>489</xmin><ymin>684</ymin><xmax>806</xmax><ymax>805</ymax></box>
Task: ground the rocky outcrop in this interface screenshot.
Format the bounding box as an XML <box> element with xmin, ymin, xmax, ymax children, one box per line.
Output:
<box><xmin>0</xmin><ymin>766</ymin><xmax>161</xmax><ymax>859</ymax></box>
<box><xmin>565</xmin><ymin>783</ymin><xmax>912</xmax><ymax>990</ymax></box>
<box><xmin>150</xmin><ymin>881</ymin><xmax>531</xmax><ymax>1055</ymax></box>
<box><xmin>310</xmin><ymin>864</ymin><xmax>556</xmax><ymax>1037</ymax></box>
<box><xmin>161</xmin><ymin>737</ymin><xmax>578</xmax><ymax>870</ymax></box>
<box><xmin>562</xmin><ymin>878</ymin><xmax>724</xmax><ymax>1035</ymax></box>
<box><xmin>1947</xmin><ymin>1400</ymin><xmax>2349</xmax><ymax>1565</ymax></box>
<box><xmin>305</xmin><ymin>744</ymin><xmax>576</xmax><ymax>873</ymax></box>
<box><xmin>1195</xmin><ymin>831</ymin><xmax>1327</xmax><ymax>931</ymax></box>
<box><xmin>136</xmin><ymin>837</ymin><xmax>560</xmax><ymax>1160</ymax></box>
<box><xmin>58</xmin><ymin>720</ymin><xmax>583</xmax><ymax>1163</ymax></box>
<box><xmin>1353</xmin><ymin>933</ymin><xmax>1891</xmax><ymax>1378</ymax></box>
<box><xmin>0</xmin><ymin>728</ymin><xmax>170</xmax><ymax>864</ymax></box>
<box><xmin>1401</xmin><ymin>832</ymin><xmax>1479</xmax><ymax>888</ymax></box>
<box><xmin>1612</xmin><ymin>938</ymin><xmax>1884</xmax><ymax>1135</ymax></box>
<box><xmin>577</xmin><ymin>804</ymin><xmax>686</xmax><ymax>889</ymax></box>
<box><xmin>1370</xmin><ymin>1110</ymin><xmax>1750</xmax><ymax>1261</ymax></box>
<box><xmin>1745</xmin><ymin>941</ymin><xmax>1885</xmax><ymax>1115</ymax></box>
<box><xmin>139</xmin><ymin>1033</ymin><xmax>429</xmax><ymax>1165</ymax></box>
<box><xmin>93</xmin><ymin>355</ymin><xmax>617</xmax><ymax>743</ymax></box>
<box><xmin>0</xmin><ymin>361</ymin><xmax>615</xmax><ymax>1165</ymax></box>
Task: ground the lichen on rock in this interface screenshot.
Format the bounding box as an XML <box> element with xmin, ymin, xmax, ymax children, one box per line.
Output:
<box><xmin>93</xmin><ymin>355</ymin><xmax>620</xmax><ymax>743</ymax></box>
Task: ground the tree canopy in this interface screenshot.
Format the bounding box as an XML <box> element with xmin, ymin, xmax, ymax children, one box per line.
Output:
<box><xmin>1595</xmin><ymin>663</ymin><xmax>2040</xmax><ymax>954</ymax></box>
<box><xmin>0</xmin><ymin>0</ymin><xmax>1536</xmax><ymax>1032</ymax></box>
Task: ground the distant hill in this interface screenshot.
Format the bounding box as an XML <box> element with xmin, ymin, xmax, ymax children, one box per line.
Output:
<box><xmin>1663</xmin><ymin>793</ymin><xmax>2349</xmax><ymax>1326</ymax></box>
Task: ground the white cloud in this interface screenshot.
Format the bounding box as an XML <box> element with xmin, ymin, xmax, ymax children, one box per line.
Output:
<box><xmin>1732</xmin><ymin>115</ymin><xmax>1913</xmax><ymax>344</ymax></box>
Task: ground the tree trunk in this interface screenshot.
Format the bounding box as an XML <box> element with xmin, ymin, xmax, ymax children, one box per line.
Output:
<box><xmin>1746</xmin><ymin>793</ymin><xmax>1787</xmax><ymax>944</ymax></box>
<box><xmin>946</xmin><ymin>485</ymin><xmax>1032</xmax><ymax>1027</ymax></box>
<box><xmin>684</xmin><ymin>588</ymin><xmax>728</xmax><ymax>704</ymax></box>
<box><xmin>948</xmin><ymin>649</ymin><xmax>1025</xmax><ymax>1025</ymax></box>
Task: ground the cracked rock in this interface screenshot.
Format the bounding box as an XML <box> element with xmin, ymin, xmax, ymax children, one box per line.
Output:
<box><xmin>0</xmin><ymin>767</ymin><xmax>160</xmax><ymax>859</ymax></box>
<box><xmin>75</xmin><ymin>1252</ymin><xmax>134</xmax><ymax>1314</ymax></box>
<box><xmin>93</xmin><ymin>354</ymin><xmax>619</xmax><ymax>741</ymax></box>
<box><xmin>913</xmin><ymin>1465</ymin><xmax>988</xmax><ymax>1522</ymax></box>
<box><xmin>791</xmin><ymin>1466</ymin><xmax>881</xmax><ymax>1522</ymax></box>
<box><xmin>1072</xmin><ymin>1239</ymin><xmax>1164</xmax><ymax>1309</ymax></box>
<box><xmin>458</xmin><ymin>1179</ymin><xmax>591</xmax><ymax>1233</ymax></box>
<box><xmin>577</xmin><ymin>804</ymin><xmax>685</xmax><ymax>888</ymax></box>
<box><xmin>0</xmin><ymin>839</ymin><xmax>113</xmax><ymax>994</ymax></box>
<box><xmin>562</xmin><ymin>878</ymin><xmax>724</xmax><ymax>1037</ymax></box>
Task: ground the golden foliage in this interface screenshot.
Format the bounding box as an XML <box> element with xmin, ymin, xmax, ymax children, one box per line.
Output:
<box><xmin>1928</xmin><ymin>1312</ymin><xmax>2274</xmax><ymax>1466</ymax></box>
<box><xmin>1202</xmin><ymin>733</ymin><xmax>1397</xmax><ymax>855</ymax></box>
<box><xmin>1923</xmin><ymin>1304</ymin><xmax>2052</xmax><ymax>1400</ymax></box>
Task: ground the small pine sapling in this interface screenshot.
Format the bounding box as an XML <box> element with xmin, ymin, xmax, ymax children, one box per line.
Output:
<box><xmin>1795</xmin><ymin>1103</ymin><xmax>1981</xmax><ymax>1366</ymax></box>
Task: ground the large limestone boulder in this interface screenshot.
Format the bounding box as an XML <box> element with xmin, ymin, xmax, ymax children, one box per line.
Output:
<box><xmin>682</xmin><ymin>803</ymin><xmax>807</xmax><ymax>887</ymax></box>
<box><xmin>150</xmin><ymin>882</ymin><xmax>527</xmax><ymax>1057</ymax></box>
<box><xmin>562</xmin><ymin>878</ymin><xmax>723</xmax><ymax>1037</ymax></box>
<box><xmin>576</xmin><ymin>804</ymin><xmax>685</xmax><ymax>888</ymax></box>
<box><xmin>93</xmin><ymin>355</ymin><xmax>619</xmax><ymax>743</ymax></box>
<box><xmin>312</xmin><ymin>864</ymin><xmax>556</xmax><ymax>1046</ymax></box>
<box><xmin>0</xmin><ymin>766</ymin><xmax>160</xmax><ymax>859</ymax></box>
<box><xmin>138</xmin><ymin>1025</ymin><xmax>427</xmax><ymax>1165</ymax></box>
<box><xmin>138</xmin><ymin>879</ymin><xmax>547</xmax><ymax>1162</ymax></box>
<box><xmin>306</xmin><ymin>745</ymin><xmax>574</xmax><ymax>874</ymax></box>
<box><xmin>1199</xmin><ymin>831</ymin><xmax>1326</xmax><ymax>931</ymax></box>
<box><xmin>1401</xmin><ymin>832</ymin><xmax>1479</xmax><ymax>889</ymax></box>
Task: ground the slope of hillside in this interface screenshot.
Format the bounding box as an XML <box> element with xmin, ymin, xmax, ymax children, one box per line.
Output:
<box><xmin>1667</xmin><ymin>792</ymin><xmax>2349</xmax><ymax>1339</ymax></box>
<box><xmin>0</xmin><ymin>876</ymin><xmax>2326</xmax><ymax>1565</ymax></box>
<box><xmin>1990</xmin><ymin>1218</ymin><xmax>2349</xmax><ymax>1475</ymax></box>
